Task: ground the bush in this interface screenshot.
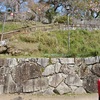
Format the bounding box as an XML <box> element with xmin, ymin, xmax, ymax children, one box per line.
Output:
<box><xmin>54</xmin><ymin>15</ymin><xmax>72</xmax><ymax>24</ymax></box>
<box><xmin>17</xmin><ymin>30</ymin><xmax>100</xmax><ymax>57</ymax></box>
<box><xmin>45</xmin><ymin>8</ymin><xmax>57</xmax><ymax>23</ymax></box>
<box><xmin>19</xmin><ymin>34</ymin><xmax>38</xmax><ymax>43</ymax></box>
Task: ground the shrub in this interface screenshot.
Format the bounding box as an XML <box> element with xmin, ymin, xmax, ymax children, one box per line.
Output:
<box><xmin>19</xmin><ymin>34</ymin><xmax>38</xmax><ymax>43</ymax></box>
<box><xmin>54</xmin><ymin>15</ymin><xmax>72</xmax><ymax>24</ymax></box>
<box><xmin>17</xmin><ymin>30</ymin><xmax>100</xmax><ymax>57</ymax></box>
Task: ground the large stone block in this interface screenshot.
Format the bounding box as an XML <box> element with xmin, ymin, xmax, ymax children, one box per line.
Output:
<box><xmin>42</xmin><ymin>63</ymin><xmax>61</xmax><ymax>76</ymax></box>
<box><xmin>83</xmin><ymin>74</ymin><xmax>98</xmax><ymax>93</ymax></box>
<box><xmin>84</xmin><ymin>56</ymin><xmax>99</xmax><ymax>65</ymax></box>
<box><xmin>37</xmin><ymin>58</ymin><xmax>49</xmax><ymax>67</ymax></box>
<box><xmin>0</xmin><ymin>59</ymin><xmax>8</xmax><ymax>67</ymax></box>
<box><xmin>60</xmin><ymin>64</ymin><xmax>75</xmax><ymax>75</ymax></box>
<box><xmin>33</xmin><ymin>77</ymin><xmax>49</xmax><ymax>92</ymax></box>
<box><xmin>12</xmin><ymin>62</ymin><xmax>42</xmax><ymax>85</ymax></box>
<box><xmin>6</xmin><ymin>74</ymin><xmax>16</xmax><ymax>93</ymax></box>
<box><xmin>54</xmin><ymin>82</ymin><xmax>71</xmax><ymax>95</ymax></box>
<box><xmin>29</xmin><ymin>58</ymin><xmax>38</xmax><ymax>63</ymax></box>
<box><xmin>51</xmin><ymin>58</ymin><xmax>59</xmax><ymax>63</ymax></box>
<box><xmin>42</xmin><ymin>65</ymin><xmax>55</xmax><ymax>76</ymax></box>
<box><xmin>74</xmin><ymin>87</ymin><xmax>86</xmax><ymax>94</ymax></box>
<box><xmin>0</xmin><ymin>85</ymin><xmax>4</xmax><ymax>94</ymax></box>
<box><xmin>43</xmin><ymin>87</ymin><xmax>55</xmax><ymax>95</ymax></box>
<box><xmin>0</xmin><ymin>59</ymin><xmax>4</xmax><ymax>67</ymax></box>
<box><xmin>59</xmin><ymin>58</ymin><xmax>74</xmax><ymax>64</ymax></box>
<box><xmin>7</xmin><ymin>58</ymin><xmax>18</xmax><ymax>68</ymax></box>
<box><xmin>70</xmin><ymin>86</ymin><xmax>86</xmax><ymax>94</ymax></box>
<box><xmin>55</xmin><ymin>63</ymin><xmax>61</xmax><ymax>73</ymax></box>
<box><xmin>23</xmin><ymin>79</ymin><xmax>34</xmax><ymax>93</ymax></box>
<box><xmin>74</xmin><ymin>58</ymin><xmax>82</xmax><ymax>66</ymax></box>
<box><xmin>65</xmin><ymin>74</ymin><xmax>82</xmax><ymax>86</ymax></box>
<box><xmin>48</xmin><ymin>73</ymin><xmax>66</xmax><ymax>88</ymax></box>
<box><xmin>70</xmin><ymin>86</ymin><xmax>77</xmax><ymax>93</ymax></box>
<box><xmin>17</xmin><ymin>58</ymin><xmax>27</xmax><ymax>63</ymax></box>
<box><xmin>0</xmin><ymin>68</ymin><xmax>6</xmax><ymax>85</ymax></box>
<box><xmin>91</xmin><ymin>64</ymin><xmax>100</xmax><ymax>77</ymax></box>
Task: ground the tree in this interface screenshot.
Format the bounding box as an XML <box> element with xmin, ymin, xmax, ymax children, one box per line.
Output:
<box><xmin>26</xmin><ymin>0</ymin><xmax>50</xmax><ymax>21</ymax></box>
<box><xmin>39</xmin><ymin>0</ymin><xmax>100</xmax><ymax>19</ymax></box>
<box><xmin>0</xmin><ymin>0</ymin><xmax>99</xmax><ymax>22</ymax></box>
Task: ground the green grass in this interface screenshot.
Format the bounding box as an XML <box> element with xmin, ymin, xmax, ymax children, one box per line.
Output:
<box><xmin>0</xmin><ymin>21</ymin><xmax>100</xmax><ymax>57</ymax></box>
<box><xmin>16</xmin><ymin>29</ymin><xmax>100</xmax><ymax>57</ymax></box>
<box><xmin>0</xmin><ymin>22</ymin><xmax>24</xmax><ymax>33</ymax></box>
<box><xmin>0</xmin><ymin>21</ymin><xmax>53</xmax><ymax>33</ymax></box>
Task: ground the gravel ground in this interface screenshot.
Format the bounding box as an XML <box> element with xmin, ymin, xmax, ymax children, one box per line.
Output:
<box><xmin>0</xmin><ymin>93</ymin><xmax>98</xmax><ymax>100</ymax></box>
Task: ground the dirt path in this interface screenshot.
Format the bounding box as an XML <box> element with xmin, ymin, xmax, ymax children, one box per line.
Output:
<box><xmin>0</xmin><ymin>93</ymin><xmax>98</xmax><ymax>100</ymax></box>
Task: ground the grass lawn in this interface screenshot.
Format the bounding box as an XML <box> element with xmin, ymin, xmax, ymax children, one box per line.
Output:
<box><xmin>2</xmin><ymin>29</ymin><xmax>99</xmax><ymax>57</ymax></box>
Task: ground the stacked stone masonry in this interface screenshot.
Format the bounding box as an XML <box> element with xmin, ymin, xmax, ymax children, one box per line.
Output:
<box><xmin>0</xmin><ymin>56</ymin><xmax>100</xmax><ymax>95</ymax></box>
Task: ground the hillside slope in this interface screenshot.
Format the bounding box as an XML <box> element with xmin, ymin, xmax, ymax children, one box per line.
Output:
<box><xmin>0</xmin><ymin>29</ymin><xmax>100</xmax><ymax>57</ymax></box>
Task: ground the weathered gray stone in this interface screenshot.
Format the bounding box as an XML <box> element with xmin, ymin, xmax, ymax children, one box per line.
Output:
<box><xmin>48</xmin><ymin>73</ymin><xmax>66</xmax><ymax>87</ymax></box>
<box><xmin>91</xmin><ymin>64</ymin><xmax>100</xmax><ymax>77</ymax></box>
<box><xmin>70</xmin><ymin>86</ymin><xmax>77</xmax><ymax>93</ymax></box>
<box><xmin>33</xmin><ymin>78</ymin><xmax>40</xmax><ymax>92</ymax></box>
<box><xmin>42</xmin><ymin>64</ymin><xmax>55</xmax><ymax>76</ymax></box>
<box><xmin>0</xmin><ymin>68</ymin><xmax>6</xmax><ymax>85</ymax></box>
<box><xmin>79</xmin><ymin>64</ymin><xmax>93</xmax><ymax>79</ymax></box>
<box><xmin>70</xmin><ymin>86</ymin><xmax>86</xmax><ymax>94</ymax></box>
<box><xmin>0</xmin><ymin>85</ymin><xmax>4</xmax><ymax>94</ymax></box>
<box><xmin>17</xmin><ymin>58</ymin><xmax>26</xmax><ymax>63</ymax></box>
<box><xmin>59</xmin><ymin>58</ymin><xmax>74</xmax><ymax>64</ymax></box>
<box><xmin>23</xmin><ymin>79</ymin><xmax>34</xmax><ymax>93</ymax></box>
<box><xmin>65</xmin><ymin>74</ymin><xmax>82</xmax><ymax>86</ymax></box>
<box><xmin>42</xmin><ymin>63</ymin><xmax>61</xmax><ymax>76</ymax></box>
<box><xmin>74</xmin><ymin>87</ymin><xmax>86</xmax><ymax>94</ymax></box>
<box><xmin>95</xmin><ymin>56</ymin><xmax>100</xmax><ymax>63</ymax></box>
<box><xmin>74</xmin><ymin>58</ymin><xmax>82</xmax><ymax>66</ymax></box>
<box><xmin>60</xmin><ymin>64</ymin><xmax>75</xmax><ymax>75</ymax></box>
<box><xmin>83</xmin><ymin>74</ymin><xmax>98</xmax><ymax>93</ymax></box>
<box><xmin>13</xmin><ymin>62</ymin><xmax>42</xmax><ymax>85</ymax></box>
<box><xmin>0</xmin><ymin>57</ymin><xmax>100</xmax><ymax>95</ymax></box>
<box><xmin>29</xmin><ymin>58</ymin><xmax>38</xmax><ymax>63</ymax></box>
<box><xmin>24</xmin><ymin>58</ymin><xmax>30</xmax><ymax>62</ymax></box>
<box><xmin>6</xmin><ymin>74</ymin><xmax>16</xmax><ymax>93</ymax></box>
<box><xmin>88</xmin><ymin>65</ymin><xmax>93</xmax><ymax>70</ymax></box>
<box><xmin>43</xmin><ymin>87</ymin><xmax>55</xmax><ymax>95</ymax></box>
<box><xmin>78</xmin><ymin>62</ymin><xmax>88</xmax><ymax>78</ymax></box>
<box><xmin>54</xmin><ymin>82</ymin><xmax>71</xmax><ymax>95</ymax></box>
<box><xmin>51</xmin><ymin>58</ymin><xmax>59</xmax><ymax>63</ymax></box>
<box><xmin>84</xmin><ymin>57</ymin><xmax>99</xmax><ymax>65</ymax></box>
<box><xmin>37</xmin><ymin>58</ymin><xmax>49</xmax><ymax>67</ymax></box>
<box><xmin>33</xmin><ymin>77</ymin><xmax>49</xmax><ymax>92</ymax></box>
<box><xmin>0</xmin><ymin>59</ymin><xmax>7</xmax><ymax>67</ymax></box>
<box><xmin>7</xmin><ymin>58</ymin><xmax>18</xmax><ymax>68</ymax></box>
<box><xmin>55</xmin><ymin>63</ymin><xmax>61</xmax><ymax>73</ymax></box>
<box><xmin>82</xmin><ymin>65</ymin><xmax>93</xmax><ymax>75</ymax></box>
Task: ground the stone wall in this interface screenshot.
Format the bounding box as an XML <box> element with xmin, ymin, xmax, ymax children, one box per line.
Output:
<box><xmin>0</xmin><ymin>56</ymin><xmax>100</xmax><ymax>95</ymax></box>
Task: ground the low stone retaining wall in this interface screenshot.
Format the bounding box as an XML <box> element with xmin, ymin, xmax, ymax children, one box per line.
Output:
<box><xmin>0</xmin><ymin>56</ymin><xmax>100</xmax><ymax>95</ymax></box>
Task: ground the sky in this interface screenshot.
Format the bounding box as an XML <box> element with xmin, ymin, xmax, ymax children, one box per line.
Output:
<box><xmin>0</xmin><ymin>0</ymin><xmax>62</xmax><ymax>13</ymax></box>
<box><xmin>0</xmin><ymin>2</ymin><xmax>6</xmax><ymax>12</ymax></box>
<box><xmin>34</xmin><ymin>0</ymin><xmax>40</xmax><ymax>3</ymax></box>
